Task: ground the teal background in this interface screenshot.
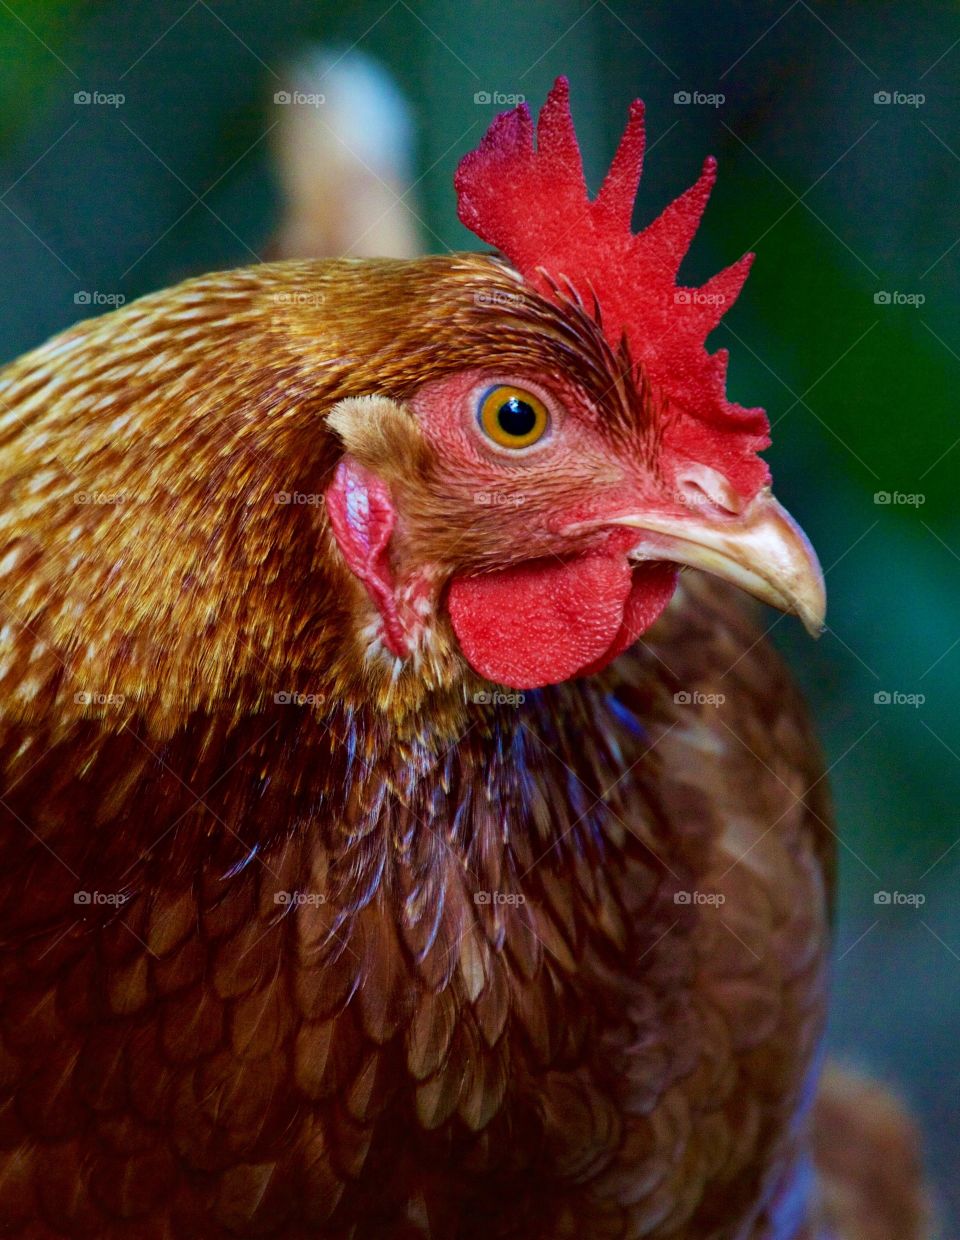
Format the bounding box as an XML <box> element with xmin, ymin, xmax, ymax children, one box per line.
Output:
<box><xmin>0</xmin><ymin>0</ymin><xmax>956</xmax><ymax>1226</ymax></box>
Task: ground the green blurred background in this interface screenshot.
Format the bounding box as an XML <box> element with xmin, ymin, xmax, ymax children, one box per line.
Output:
<box><xmin>0</xmin><ymin>0</ymin><xmax>957</xmax><ymax>1226</ymax></box>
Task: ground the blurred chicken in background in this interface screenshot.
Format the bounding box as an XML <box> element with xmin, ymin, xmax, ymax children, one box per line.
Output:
<box><xmin>269</xmin><ymin>48</ymin><xmax>421</xmax><ymax>261</ymax></box>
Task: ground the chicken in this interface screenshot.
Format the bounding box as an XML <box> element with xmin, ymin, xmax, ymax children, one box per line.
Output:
<box><xmin>267</xmin><ymin>48</ymin><xmax>421</xmax><ymax>260</ymax></box>
<box><xmin>0</xmin><ymin>78</ymin><xmax>929</xmax><ymax>1239</ymax></box>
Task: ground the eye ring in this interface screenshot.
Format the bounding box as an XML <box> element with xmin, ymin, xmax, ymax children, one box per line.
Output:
<box><xmin>477</xmin><ymin>385</ymin><xmax>550</xmax><ymax>450</ymax></box>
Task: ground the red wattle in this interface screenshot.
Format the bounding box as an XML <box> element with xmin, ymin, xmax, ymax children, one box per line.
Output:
<box><xmin>578</xmin><ymin>562</ymin><xmax>678</xmax><ymax>676</ymax></box>
<box><xmin>447</xmin><ymin>554</ymin><xmax>676</xmax><ymax>690</ymax></box>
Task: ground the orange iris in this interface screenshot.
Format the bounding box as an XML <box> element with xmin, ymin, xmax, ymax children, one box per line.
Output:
<box><xmin>478</xmin><ymin>385</ymin><xmax>550</xmax><ymax>449</ymax></box>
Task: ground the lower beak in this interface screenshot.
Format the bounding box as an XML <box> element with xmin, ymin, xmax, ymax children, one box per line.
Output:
<box><xmin>605</xmin><ymin>488</ymin><xmax>826</xmax><ymax>635</ymax></box>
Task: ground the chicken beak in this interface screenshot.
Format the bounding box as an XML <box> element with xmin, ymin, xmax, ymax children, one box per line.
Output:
<box><xmin>607</xmin><ymin>488</ymin><xmax>826</xmax><ymax>635</ymax></box>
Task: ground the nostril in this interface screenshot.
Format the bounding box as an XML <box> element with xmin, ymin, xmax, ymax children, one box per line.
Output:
<box><xmin>674</xmin><ymin>464</ymin><xmax>744</xmax><ymax>516</ymax></box>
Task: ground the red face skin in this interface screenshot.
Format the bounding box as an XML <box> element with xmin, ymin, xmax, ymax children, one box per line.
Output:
<box><xmin>325</xmin><ymin>367</ymin><xmax>756</xmax><ymax>690</ymax></box>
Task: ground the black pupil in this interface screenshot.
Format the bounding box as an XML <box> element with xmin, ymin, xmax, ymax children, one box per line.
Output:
<box><xmin>496</xmin><ymin>396</ymin><xmax>537</xmax><ymax>437</ymax></box>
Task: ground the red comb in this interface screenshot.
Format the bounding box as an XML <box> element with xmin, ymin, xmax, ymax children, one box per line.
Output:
<box><xmin>455</xmin><ymin>77</ymin><xmax>769</xmax><ymax>479</ymax></box>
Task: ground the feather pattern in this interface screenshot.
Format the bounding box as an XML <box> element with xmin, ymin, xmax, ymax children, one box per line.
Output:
<box><xmin>0</xmin><ymin>552</ymin><xmax>837</xmax><ymax>1236</ymax></box>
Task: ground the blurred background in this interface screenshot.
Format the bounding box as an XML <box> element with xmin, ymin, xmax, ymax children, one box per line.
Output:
<box><xmin>0</xmin><ymin>0</ymin><xmax>956</xmax><ymax>1227</ymax></box>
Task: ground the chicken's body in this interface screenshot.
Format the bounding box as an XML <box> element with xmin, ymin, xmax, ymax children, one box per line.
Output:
<box><xmin>1</xmin><ymin>561</ymin><xmax>828</xmax><ymax>1238</ymax></box>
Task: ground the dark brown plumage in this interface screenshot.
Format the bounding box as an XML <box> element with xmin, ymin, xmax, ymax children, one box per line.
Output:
<box><xmin>0</xmin><ymin>535</ymin><xmax>831</xmax><ymax>1236</ymax></box>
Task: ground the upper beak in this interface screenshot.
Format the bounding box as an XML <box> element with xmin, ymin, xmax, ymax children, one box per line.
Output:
<box><xmin>603</xmin><ymin>488</ymin><xmax>826</xmax><ymax>635</ymax></box>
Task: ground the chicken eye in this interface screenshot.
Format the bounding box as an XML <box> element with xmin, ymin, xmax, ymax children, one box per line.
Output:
<box><xmin>478</xmin><ymin>385</ymin><xmax>549</xmax><ymax>449</ymax></box>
